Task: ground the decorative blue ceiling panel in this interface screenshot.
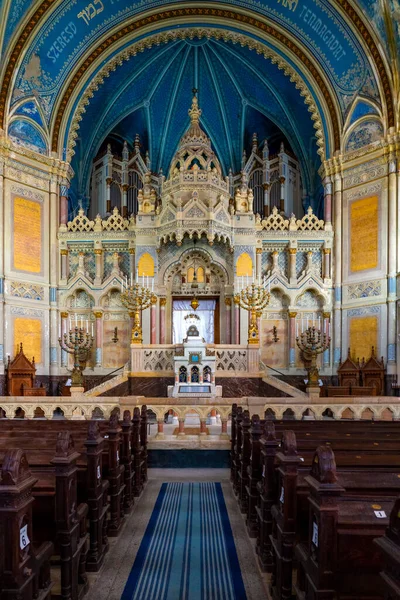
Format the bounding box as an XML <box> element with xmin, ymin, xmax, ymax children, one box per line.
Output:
<box><xmin>68</xmin><ymin>37</ymin><xmax>323</xmax><ymax>204</ymax></box>
<box><xmin>8</xmin><ymin>0</ymin><xmax>380</xmax><ymax>122</ymax></box>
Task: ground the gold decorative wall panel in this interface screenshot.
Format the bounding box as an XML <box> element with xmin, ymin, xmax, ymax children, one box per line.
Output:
<box><xmin>13</xmin><ymin>197</ymin><xmax>42</xmax><ymax>273</ymax></box>
<box><xmin>138</xmin><ymin>253</ymin><xmax>154</xmax><ymax>276</ymax></box>
<box><xmin>349</xmin><ymin>316</ymin><xmax>378</xmax><ymax>362</ymax></box>
<box><xmin>350</xmin><ymin>196</ymin><xmax>378</xmax><ymax>272</ymax></box>
<box><xmin>14</xmin><ymin>318</ymin><xmax>42</xmax><ymax>364</ymax></box>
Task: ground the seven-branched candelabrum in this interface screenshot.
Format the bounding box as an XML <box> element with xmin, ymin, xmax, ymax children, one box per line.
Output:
<box><xmin>120</xmin><ymin>281</ymin><xmax>157</xmax><ymax>344</ymax></box>
<box><xmin>234</xmin><ymin>282</ymin><xmax>270</xmax><ymax>344</ymax></box>
<box><xmin>58</xmin><ymin>327</ymin><xmax>94</xmax><ymax>387</ymax></box>
<box><xmin>296</xmin><ymin>327</ymin><xmax>330</xmax><ymax>386</ymax></box>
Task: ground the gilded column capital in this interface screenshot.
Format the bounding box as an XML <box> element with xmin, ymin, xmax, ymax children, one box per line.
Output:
<box><xmin>160</xmin><ymin>297</ymin><xmax>167</xmax><ymax>307</ymax></box>
<box><xmin>129</xmin><ymin>248</ymin><xmax>135</xmax><ymax>255</ymax></box>
<box><xmin>279</xmin><ymin>176</ymin><xmax>285</xmax><ymax>184</ymax></box>
<box><xmin>262</xmin><ymin>183</ymin><xmax>270</xmax><ymax>191</ymax></box>
<box><xmin>322</xmin><ymin>312</ymin><xmax>331</xmax><ymax>320</ymax></box>
<box><xmin>93</xmin><ymin>311</ymin><xmax>103</xmax><ymax>319</ymax></box>
<box><xmin>60</xmin><ymin>311</ymin><xmax>69</xmax><ymax>319</ymax></box>
<box><xmin>288</xmin><ymin>311</ymin><xmax>297</xmax><ymax>318</ymax></box>
<box><xmin>60</xmin><ymin>249</ymin><xmax>68</xmax><ymax>256</ymax></box>
<box><xmin>94</xmin><ymin>249</ymin><xmax>103</xmax><ymax>255</ymax></box>
<box><xmin>256</xmin><ymin>248</ymin><xmax>262</xmax><ymax>255</ymax></box>
<box><xmin>288</xmin><ymin>248</ymin><xmax>297</xmax><ymax>255</ymax></box>
<box><xmin>151</xmin><ymin>296</ymin><xmax>158</xmax><ymax>305</ymax></box>
<box><xmin>225</xmin><ymin>297</ymin><xmax>232</xmax><ymax>307</ymax></box>
<box><xmin>323</xmin><ymin>248</ymin><xmax>331</xmax><ymax>254</ymax></box>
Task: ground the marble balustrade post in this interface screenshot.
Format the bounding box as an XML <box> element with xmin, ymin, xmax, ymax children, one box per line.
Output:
<box><xmin>225</xmin><ymin>298</ymin><xmax>232</xmax><ymax>344</ymax></box>
<box><xmin>288</xmin><ymin>311</ymin><xmax>297</xmax><ymax>367</ymax></box>
<box><xmin>388</xmin><ymin>154</ymin><xmax>397</xmax><ymax>368</ymax></box>
<box><xmin>157</xmin><ymin>419</ymin><xmax>164</xmax><ymax>435</ymax></box>
<box><xmin>323</xmin><ymin>312</ymin><xmax>331</xmax><ymax>368</ymax></box>
<box><xmin>60</xmin><ymin>249</ymin><xmax>68</xmax><ymax>281</ymax></box>
<box><xmin>160</xmin><ymin>298</ymin><xmax>166</xmax><ymax>344</ymax></box>
<box><xmin>178</xmin><ymin>418</ymin><xmax>185</xmax><ymax>435</ymax></box>
<box><xmin>60</xmin><ymin>312</ymin><xmax>68</xmax><ymax>366</ymax></box>
<box><xmin>323</xmin><ymin>248</ymin><xmax>331</xmax><ymax>279</ymax></box>
<box><xmin>200</xmin><ymin>419</ymin><xmax>207</xmax><ymax>435</ymax></box>
<box><xmin>333</xmin><ymin>167</ymin><xmax>342</xmax><ymax>365</ymax></box>
<box><xmin>150</xmin><ymin>298</ymin><xmax>157</xmax><ymax>344</ymax></box>
<box><xmin>94</xmin><ymin>312</ymin><xmax>103</xmax><ymax>367</ymax></box>
<box><xmin>221</xmin><ymin>419</ymin><xmax>228</xmax><ymax>434</ymax></box>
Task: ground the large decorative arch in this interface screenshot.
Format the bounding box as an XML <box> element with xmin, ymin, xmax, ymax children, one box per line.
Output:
<box><xmin>0</xmin><ymin>0</ymin><xmax>394</xmax><ymax>164</ymax></box>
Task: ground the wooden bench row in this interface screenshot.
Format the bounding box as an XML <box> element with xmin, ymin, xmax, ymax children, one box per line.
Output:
<box><xmin>0</xmin><ymin>406</ymin><xmax>148</xmax><ymax>600</ymax></box>
<box><xmin>229</xmin><ymin>403</ymin><xmax>400</xmax><ymax>599</ymax></box>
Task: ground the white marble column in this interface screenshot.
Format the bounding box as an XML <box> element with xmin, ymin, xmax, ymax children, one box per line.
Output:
<box><xmin>288</xmin><ymin>248</ymin><xmax>297</xmax><ymax>284</ymax></box>
<box><xmin>60</xmin><ymin>184</ymin><xmax>69</xmax><ymax>229</ymax></box>
<box><xmin>159</xmin><ymin>298</ymin><xmax>167</xmax><ymax>344</ymax></box>
<box><xmin>60</xmin><ymin>248</ymin><xmax>68</xmax><ymax>281</ymax></box>
<box><xmin>0</xmin><ymin>161</ymin><xmax>4</xmax><ymax>367</ymax></box>
<box><xmin>323</xmin><ymin>176</ymin><xmax>333</xmax><ymax>230</ymax></box>
<box><xmin>60</xmin><ymin>312</ymin><xmax>68</xmax><ymax>366</ymax></box>
<box><xmin>288</xmin><ymin>311</ymin><xmax>297</xmax><ymax>367</ymax></box>
<box><xmin>94</xmin><ymin>248</ymin><xmax>103</xmax><ymax>285</ymax></box>
<box><xmin>323</xmin><ymin>312</ymin><xmax>331</xmax><ymax>368</ymax></box>
<box><xmin>387</xmin><ymin>155</ymin><xmax>397</xmax><ymax>369</ymax></box>
<box><xmin>150</xmin><ymin>298</ymin><xmax>157</xmax><ymax>344</ymax></box>
<box><xmin>323</xmin><ymin>248</ymin><xmax>331</xmax><ymax>280</ymax></box>
<box><xmin>333</xmin><ymin>167</ymin><xmax>342</xmax><ymax>365</ymax></box>
<box><xmin>94</xmin><ymin>311</ymin><xmax>103</xmax><ymax>367</ymax></box>
<box><xmin>225</xmin><ymin>298</ymin><xmax>232</xmax><ymax>344</ymax></box>
<box><xmin>256</xmin><ymin>248</ymin><xmax>262</xmax><ymax>280</ymax></box>
<box><xmin>50</xmin><ymin>178</ymin><xmax>59</xmax><ymax>374</ymax></box>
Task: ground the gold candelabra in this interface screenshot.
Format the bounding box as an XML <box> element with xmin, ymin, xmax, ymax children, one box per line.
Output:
<box><xmin>120</xmin><ymin>281</ymin><xmax>157</xmax><ymax>343</ymax></box>
<box><xmin>234</xmin><ymin>282</ymin><xmax>270</xmax><ymax>344</ymax></box>
<box><xmin>296</xmin><ymin>326</ymin><xmax>330</xmax><ymax>386</ymax></box>
<box><xmin>58</xmin><ymin>327</ymin><xmax>94</xmax><ymax>387</ymax></box>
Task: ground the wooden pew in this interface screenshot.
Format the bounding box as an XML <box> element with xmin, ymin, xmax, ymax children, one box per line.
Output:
<box><xmin>270</xmin><ymin>431</ymin><xmax>303</xmax><ymax>600</ymax></box>
<box><xmin>103</xmin><ymin>414</ymin><xmax>125</xmax><ymax>536</ymax></box>
<box><xmin>246</xmin><ymin>414</ymin><xmax>263</xmax><ymax>538</ymax></box>
<box><xmin>50</xmin><ymin>432</ymin><xmax>89</xmax><ymax>600</ymax></box>
<box><xmin>84</xmin><ymin>421</ymin><xmax>110</xmax><ymax>571</ymax></box>
<box><xmin>256</xmin><ymin>419</ymin><xmax>279</xmax><ymax>572</ymax></box>
<box><xmin>132</xmin><ymin>407</ymin><xmax>143</xmax><ymax>497</ymax></box>
<box><xmin>374</xmin><ymin>496</ymin><xmax>400</xmax><ymax>598</ymax></box>
<box><xmin>230</xmin><ymin>403</ymin><xmax>238</xmax><ymax>482</ymax></box>
<box><xmin>140</xmin><ymin>405</ymin><xmax>148</xmax><ymax>485</ymax></box>
<box><xmin>294</xmin><ymin>445</ymin><xmax>390</xmax><ymax>599</ymax></box>
<box><xmin>238</xmin><ymin>411</ymin><xmax>252</xmax><ymax>514</ymax></box>
<box><xmin>0</xmin><ymin>448</ymin><xmax>53</xmax><ymax>600</ymax></box>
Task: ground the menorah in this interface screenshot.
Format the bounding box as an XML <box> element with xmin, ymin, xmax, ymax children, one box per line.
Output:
<box><xmin>234</xmin><ymin>282</ymin><xmax>270</xmax><ymax>344</ymax></box>
<box><xmin>58</xmin><ymin>327</ymin><xmax>94</xmax><ymax>387</ymax></box>
<box><xmin>296</xmin><ymin>326</ymin><xmax>330</xmax><ymax>386</ymax></box>
<box><xmin>120</xmin><ymin>281</ymin><xmax>157</xmax><ymax>344</ymax></box>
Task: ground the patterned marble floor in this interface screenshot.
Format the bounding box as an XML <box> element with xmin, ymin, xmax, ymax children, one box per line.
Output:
<box><xmin>85</xmin><ymin>469</ymin><xmax>269</xmax><ymax>600</ymax></box>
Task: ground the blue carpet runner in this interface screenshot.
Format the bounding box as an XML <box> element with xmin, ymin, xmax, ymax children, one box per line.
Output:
<box><xmin>121</xmin><ymin>482</ymin><xmax>247</xmax><ymax>600</ymax></box>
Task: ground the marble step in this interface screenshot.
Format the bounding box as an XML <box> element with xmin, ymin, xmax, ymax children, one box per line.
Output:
<box><xmin>262</xmin><ymin>373</ymin><xmax>309</xmax><ymax>399</ymax></box>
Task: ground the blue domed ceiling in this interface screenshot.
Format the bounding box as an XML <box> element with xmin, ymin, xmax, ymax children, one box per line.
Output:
<box><xmin>71</xmin><ymin>37</ymin><xmax>321</xmax><ymax>204</ymax></box>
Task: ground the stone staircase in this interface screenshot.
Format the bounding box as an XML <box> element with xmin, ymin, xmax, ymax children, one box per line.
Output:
<box><xmin>260</xmin><ymin>362</ymin><xmax>309</xmax><ymax>399</ymax></box>
<box><xmin>84</xmin><ymin>364</ymin><xmax>129</xmax><ymax>397</ymax></box>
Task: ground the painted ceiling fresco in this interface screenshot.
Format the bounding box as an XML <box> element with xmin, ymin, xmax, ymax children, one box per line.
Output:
<box><xmin>0</xmin><ymin>0</ymin><xmax>392</xmax><ymax>211</ymax></box>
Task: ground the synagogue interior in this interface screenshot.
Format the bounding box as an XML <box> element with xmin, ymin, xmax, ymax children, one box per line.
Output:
<box><xmin>0</xmin><ymin>0</ymin><xmax>400</xmax><ymax>598</ymax></box>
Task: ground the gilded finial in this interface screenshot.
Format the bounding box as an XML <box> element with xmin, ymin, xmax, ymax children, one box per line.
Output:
<box><xmin>189</xmin><ymin>93</ymin><xmax>201</xmax><ymax>124</ymax></box>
